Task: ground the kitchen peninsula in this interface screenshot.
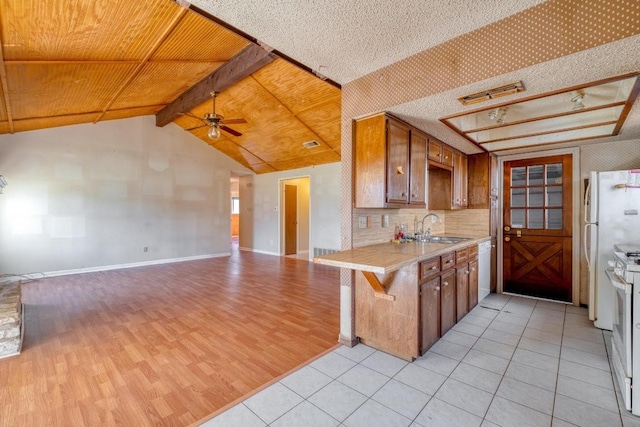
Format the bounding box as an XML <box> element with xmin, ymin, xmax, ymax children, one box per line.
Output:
<box><xmin>314</xmin><ymin>237</ymin><xmax>489</xmax><ymax>361</ymax></box>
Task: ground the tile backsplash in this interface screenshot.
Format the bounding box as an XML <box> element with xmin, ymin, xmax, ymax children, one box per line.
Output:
<box><xmin>352</xmin><ymin>208</ymin><xmax>490</xmax><ymax>248</ymax></box>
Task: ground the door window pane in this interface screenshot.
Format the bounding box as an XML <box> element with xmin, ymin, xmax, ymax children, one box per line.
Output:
<box><xmin>546</xmin><ymin>209</ymin><xmax>563</xmax><ymax>229</ymax></box>
<box><xmin>546</xmin><ymin>163</ymin><xmax>563</xmax><ymax>184</ymax></box>
<box><xmin>546</xmin><ymin>187</ymin><xmax>563</xmax><ymax>206</ymax></box>
<box><xmin>511</xmin><ymin>188</ymin><xmax>526</xmax><ymax>207</ymax></box>
<box><xmin>528</xmin><ymin>187</ymin><xmax>544</xmax><ymax>207</ymax></box>
<box><xmin>528</xmin><ymin>209</ymin><xmax>544</xmax><ymax>229</ymax></box>
<box><xmin>512</xmin><ymin>167</ymin><xmax>526</xmax><ymax>186</ymax></box>
<box><xmin>528</xmin><ymin>165</ymin><xmax>544</xmax><ymax>185</ymax></box>
<box><xmin>511</xmin><ymin>209</ymin><xmax>525</xmax><ymax>228</ymax></box>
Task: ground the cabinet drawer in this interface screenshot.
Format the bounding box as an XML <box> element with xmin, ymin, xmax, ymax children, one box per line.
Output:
<box><xmin>468</xmin><ymin>244</ymin><xmax>478</xmax><ymax>260</ymax></box>
<box><xmin>442</xmin><ymin>147</ymin><xmax>454</xmax><ymax>167</ymax></box>
<box><xmin>420</xmin><ymin>257</ymin><xmax>441</xmax><ymax>281</ymax></box>
<box><xmin>455</xmin><ymin>248</ymin><xmax>469</xmax><ymax>265</ymax></box>
<box><xmin>441</xmin><ymin>252</ymin><xmax>455</xmax><ymax>270</ymax></box>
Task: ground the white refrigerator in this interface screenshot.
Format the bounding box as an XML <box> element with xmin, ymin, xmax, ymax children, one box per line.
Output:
<box><xmin>585</xmin><ymin>170</ymin><xmax>640</xmax><ymax>330</ymax></box>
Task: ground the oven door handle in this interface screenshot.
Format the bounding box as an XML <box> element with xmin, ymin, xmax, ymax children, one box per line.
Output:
<box><xmin>606</xmin><ymin>269</ymin><xmax>632</xmax><ymax>293</ymax></box>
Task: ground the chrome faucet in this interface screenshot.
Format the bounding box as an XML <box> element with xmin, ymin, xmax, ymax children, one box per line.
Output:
<box><xmin>415</xmin><ymin>213</ymin><xmax>442</xmax><ymax>242</ymax></box>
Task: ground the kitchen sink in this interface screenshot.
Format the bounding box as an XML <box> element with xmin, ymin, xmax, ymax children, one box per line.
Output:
<box><xmin>422</xmin><ymin>236</ymin><xmax>471</xmax><ymax>244</ymax></box>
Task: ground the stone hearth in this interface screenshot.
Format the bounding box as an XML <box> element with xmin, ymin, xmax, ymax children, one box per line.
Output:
<box><xmin>0</xmin><ymin>281</ymin><xmax>22</xmax><ymax>358</ymax></box>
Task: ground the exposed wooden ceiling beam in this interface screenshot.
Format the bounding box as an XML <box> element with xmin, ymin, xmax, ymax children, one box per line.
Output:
<box><xmin>93</xmin><ymin>7</ymin><xmax>189</xmax><ymax>124</ymax></box>
<box><xmin>0</xmin><ymin>32</ymin><xmax>14</xmax><ymax>133</ymax></box>
<box><xmin>156</xmin><ymin>43</ymin><xmax>276</xmax><ymax>127</ymax></box>
<box><xmin>183</xmin><ymin>2</ymin><xmax>340</xmax><ymax>89</ymax></box>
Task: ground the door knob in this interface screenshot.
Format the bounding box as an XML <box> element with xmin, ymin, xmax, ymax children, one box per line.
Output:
<box><xmin>504</xmin><ymin>226</ymin><xmax>511</xmax><ymax>232</ymax></box>
<box><xmin>505</xmin><ymin>236</ymin><xmax>511</xmax><ymax>242</ymax></box>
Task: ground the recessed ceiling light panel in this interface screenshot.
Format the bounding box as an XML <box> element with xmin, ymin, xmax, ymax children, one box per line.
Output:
<box><xmin>441</xmin><ymin>73</ymin><xmax>640</xmax><ymax>152</ymax></box>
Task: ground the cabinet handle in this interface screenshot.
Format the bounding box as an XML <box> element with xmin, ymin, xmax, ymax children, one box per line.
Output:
<box><xmin>411</xmin><ymin>194</ymin><xmax>417</xmax><ymax>198</ymax></box>
<box><xmin>471</xmin><ymin>268</ymin><xmax>475</xmax><ymax>272</ymax></box>
<box><xmin>435</xmin><ymin>286</ymin><xmax>441</xmax><ymax>291</ymax></box>
<box><xmin>430</xmin><ymin>266</ymin><xmax>437</xmax><ymax>270</ymax></box>
<box><xmin>445</xmin><ymin>260</ymin><xmax>453</xmax><ymax>264</ymax></box>
<box><xmin>443</xmin><ymin>281</ymin><xmax>449</xmax><ymax>286</ymax></box>
<box><xmin>401</xmin><ymin>192</ymin><xmax>407</xmax><ymax>197</ymax></box>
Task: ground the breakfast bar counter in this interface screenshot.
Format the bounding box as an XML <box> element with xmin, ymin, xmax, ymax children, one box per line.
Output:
<box><xmin>314</xmin><ymin>236</ymin><xmax>490</xmax><ymax>360</ymax></box>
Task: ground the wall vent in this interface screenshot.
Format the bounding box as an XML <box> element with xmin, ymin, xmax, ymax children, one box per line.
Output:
<box><xmin>303</xmin><ymin>140</ymin><xmax>320</xmax><ymax>148</ymax></box>
<box><xmin>457</xmin><ymin>81</ymin><xmax>525</xmax><ymax>105</ymax></box>
<box><xmin>314</xmin><ymin>247</ymin><xmax>338</xmax><ymax>257</ymax></box>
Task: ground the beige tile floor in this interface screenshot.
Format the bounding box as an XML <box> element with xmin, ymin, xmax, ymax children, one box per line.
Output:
<box><xmin>201</xmin><ymin>294</ymin><xmax>640</xmax><ymax>427</ymax></box>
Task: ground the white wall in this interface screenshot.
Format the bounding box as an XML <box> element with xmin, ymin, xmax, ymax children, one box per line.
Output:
<box><xmin>0</xmin><ymin>116</ymin><xmax>251</xmax><ymax>275</ymax></box>
<box><xmin>239</xmin><ymin>163</ymin><xmax>341</xmax><ymax>257</ymax></box>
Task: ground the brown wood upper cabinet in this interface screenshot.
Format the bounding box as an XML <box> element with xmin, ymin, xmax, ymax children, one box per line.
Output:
<box><xmin>428</xmin><ymin>138</ymin><xmax>454</xmax><ymax>168</ymax></box>
<box><xmin>453</xmin><ymin>151</ymin><xmax>468</xmax><ymax>209</ymax></box>
<box><xmin>355</xmin><ymin>113</ymin><xmax>427</xmax><ymax>208</ymax></box>
<box><xmin>467</xmin><ymin>152</ymin><xmax>499</xmax><ymax>236</ymax></box>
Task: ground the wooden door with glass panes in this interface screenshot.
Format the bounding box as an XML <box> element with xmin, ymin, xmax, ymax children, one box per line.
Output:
<box><xmin>503</xmin><ymin>155</ymin><xmax>572</xmax><ymax>302</ymax></box>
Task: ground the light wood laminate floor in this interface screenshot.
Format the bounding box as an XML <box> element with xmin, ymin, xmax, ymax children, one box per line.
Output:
<box><xmin>0</xmin><ymin>251</ymin><xmax>340</xmax><ymax>426</ymax></box>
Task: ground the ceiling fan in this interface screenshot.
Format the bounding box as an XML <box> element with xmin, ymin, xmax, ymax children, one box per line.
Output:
<box><xmin>183</xmin><ymin>91</ymin><xmax>247</xmax><ymax>140</ymax></box>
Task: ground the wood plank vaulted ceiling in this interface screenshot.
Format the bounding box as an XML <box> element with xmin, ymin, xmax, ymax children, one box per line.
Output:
<box><xmin>0</xmin><ymin>0</ymin><xmax>341</xmax><ymax>174</ymax></box>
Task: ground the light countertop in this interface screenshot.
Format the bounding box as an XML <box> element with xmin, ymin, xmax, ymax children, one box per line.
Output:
<box><xmin>313</xmin><ymin>236</ymin><xmax>490</xmax><ymax>274</ymax></box>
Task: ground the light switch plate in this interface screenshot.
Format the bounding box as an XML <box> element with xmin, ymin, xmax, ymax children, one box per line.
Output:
<box><xmin>358</xmin><ymin>216</ymin><xmax>367</xmax><ymax>228</ymax></box>
<box><xmin>382</xmin><ymin>215</ymin><xmax>389</xmax><ymax>228</ymax></box>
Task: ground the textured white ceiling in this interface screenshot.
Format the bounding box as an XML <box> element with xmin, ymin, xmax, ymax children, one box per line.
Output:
<box><xmin>191</xmin><ymin>0</ymin><xmax>545</xmax><ymax>84</ymax></box>
<box><xmin>190</xmin><ymin>0</ymin><xmax>640</xmax><ymax>154</ymax></box>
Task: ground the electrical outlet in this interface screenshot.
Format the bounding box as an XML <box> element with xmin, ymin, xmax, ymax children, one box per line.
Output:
<box><xmin>143</xmin><ymin>246</ymin><xmax>148</xmax><ymax>252</ymax></box>
<box><xmin>358</xmin><ymin>216</ymin><xmax>367</xmax><ymax>228</ymax></box>
<box><xmin>382</xmin><ymin>215</ymin><xmax>389</xmax><ymax>228</ymax></box>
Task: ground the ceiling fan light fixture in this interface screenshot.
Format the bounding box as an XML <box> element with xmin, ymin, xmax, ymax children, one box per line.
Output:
<box><xmin>208</xmin><ymin>124</ymin><xmax>221</xmax><ymax>140</ymax></box>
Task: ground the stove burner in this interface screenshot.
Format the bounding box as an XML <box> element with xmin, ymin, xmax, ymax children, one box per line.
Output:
<box><xmin>636</xmin><ymin>259</ymin><xmax>640</xmax><ymax>265</ymax></box>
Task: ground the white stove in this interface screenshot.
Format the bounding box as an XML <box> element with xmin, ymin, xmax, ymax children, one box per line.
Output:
<box><xmin>611</xmin><ymin>244</ymin><xmax>640</xmax><ymax>415</ymax></box>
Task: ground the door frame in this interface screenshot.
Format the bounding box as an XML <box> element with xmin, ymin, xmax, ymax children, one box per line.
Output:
<box><xmin>278</xmin><ymin>175</ymin><xmax>311</xmax><ymax>257</ymax></box>
<box><xmin>497</xmin><ymin>147</ymin><xmax>580</xmax><ymax>305</ymax></box>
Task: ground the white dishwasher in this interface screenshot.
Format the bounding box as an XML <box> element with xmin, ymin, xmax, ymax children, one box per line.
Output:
<box><xmin>478</xmin><ymin>240</ymin><xmax>491</xmax><ymax>302</ymax></box>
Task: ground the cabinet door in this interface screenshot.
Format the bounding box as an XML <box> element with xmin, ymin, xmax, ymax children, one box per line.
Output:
<box><xmin>420</xmin><ymin>276</ymin><xmax>441</xmax><ymax>354</ymax></box>
<box><xmin>468</xmin><ymin>259</ymin><xmax>479</xmax><ymax>310</ymax></box>
<box><xmin>386</xmin><ymin>119</ymin><xmax>411</xmax><ymax>204</ymax></box>
<box><xmin>456</xmin><ymin>267</ymin><xmax>469</xmax><ymax>322</ymax></box>
<box><xmin>428</xmin><ymin>139</ymin><xmax>442</xmax><ymax>162</ymax></box>
<box><xmin>354</xmin><ymin>114</ymin><xmax>387</xmax><ymax>208</ymax></box>
<box><xmin>442</xmin><ymin>146</ymin><xmax>454</xmax><ymax>167</ymax></box>
<box><xmin>440</xmin><ymin>270</ymin><xmax>456</xmax><ymax>336</ymax></box>
<box><xmin>409</xmin><ymin>131</ymin><xmax>427</xmax><ymax>206</ymax></box>
<box><xmin>453</xmin><ymin>151</ymin><xmax>468</xmax><ymax>209</ymax></box>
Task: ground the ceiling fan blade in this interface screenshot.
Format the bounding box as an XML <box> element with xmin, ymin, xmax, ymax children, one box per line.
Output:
<box><xmin>220</xmin><ymin>125</ymin><xmax>242</xmax><ymax>137</ymax></box>
<box><xmin>220</xmin><ymin>118</ymin><xmax>247</xmax><ymax>125</ymax></box>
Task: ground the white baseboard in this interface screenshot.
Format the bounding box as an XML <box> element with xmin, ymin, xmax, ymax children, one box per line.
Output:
<box><xmin>238</xmin><ymin>247</ymin><xmax>280</xmax><ymax>256</ymax></box>
<box><xmin>24</xmin><ymin>253</ymin><xmax>231</xmax><ymax>279</ymax></box>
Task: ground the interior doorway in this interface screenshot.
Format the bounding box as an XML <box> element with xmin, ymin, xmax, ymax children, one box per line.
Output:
<box><xmin>502</xmin><ymin>154</ymin><xmax>573</xmax><ymax>302</ymax></box>
<box><xmin>280</xmin><ymin>177</ymin><xmax>310</xmax><ymax>259</ymax></box>
<box><xmin>230</xmin><ymin>175</ymin><xmax>240</xmax><ymax>251</ymax></box>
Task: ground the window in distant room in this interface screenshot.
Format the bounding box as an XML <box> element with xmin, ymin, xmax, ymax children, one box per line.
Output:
<box><xmin>231</xmin><ymin>197</ymin><xmax>240</xmax><ymax>214</ymax></box>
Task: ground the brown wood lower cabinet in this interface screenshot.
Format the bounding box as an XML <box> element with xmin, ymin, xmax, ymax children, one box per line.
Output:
<box><xmin>468</xmin><ymin>258</ymin><xmax>479</xmax><ymax>310</ymax></box>
<box><xmin>420</xmin><ymin>276</ymin><xmax>441</xmax><ymax>354</ymax></box>
<box><xmin>439</xmin><ymin>269</ymin><xmax>456</xmax><ymax>336</ymax></box>
<box><xmin>355</xmin><ymin>243</ymin><xmax>480</xmax><ymax>361</ymax></box>
<box><xmin>455</xmin><ymin>266</ymin><xmax>469</xmax><ymax>322</ymax></box>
